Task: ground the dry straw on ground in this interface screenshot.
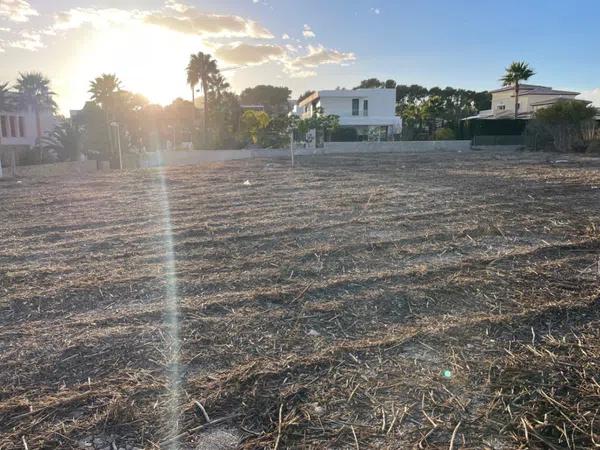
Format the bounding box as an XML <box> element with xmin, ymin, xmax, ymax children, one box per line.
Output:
<box><xmin>1</xmin><ymin>150</ymin><xmax>599</xmax><ymax>449</ymax></box>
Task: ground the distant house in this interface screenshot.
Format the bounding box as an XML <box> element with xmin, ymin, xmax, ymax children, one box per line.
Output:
<box><xmin>0</xmin><ymin>95</ymin><xmax>56</xmax><ymax>148</ymax></box>
<box><xmin>0</xmin><ymin>94</ymin><xmax>57</xmax><ymax>175</ymax></box>
<box><xmin>467</xmin><ymin>84</ymin><xmax>588</xmax><ymax>120</ymax></box>
<box><xmin>461</xmin><ymin>84</ymin><xmax>597</xmax><ymax>141</ymax></box>
<box><xmin>294</xmin><ymin>89</ymin><xmax>402</xmax><ymax>140</ymax></box>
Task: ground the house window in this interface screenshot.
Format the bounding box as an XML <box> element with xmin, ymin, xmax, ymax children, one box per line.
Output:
<box><xmin>0</xmin><ymin>116</ymin><xmax>7</xmax><ymax>138</ymax></box>
<box><xmin>352</xmin><ymin>98</ymin><xmax>359</xmax><ymax>116</ymax></box>
<box><xmin>9</xmin><ymin>116</ymin><xmax>16</xmax><ymax>137</ymax></box>
<box><xmin>18</xmin><ymin>116</ymin><xmax>25</xmax><ymax>137</ymax></box>
<box><xmin>497</xmin><ymin>105</ymin><xmax>506</xmax><ymax>111</ymax></box>
<box><xmin>363</xmin><ymin>100</ymin><xmax>368</xmax><ymax>116</ymax></box>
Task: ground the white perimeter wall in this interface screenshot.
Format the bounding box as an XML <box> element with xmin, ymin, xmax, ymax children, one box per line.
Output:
<box><xmin>142</xmin><ymin>140</ymin><xmax>472</xmax><ymax>168</ymax></box>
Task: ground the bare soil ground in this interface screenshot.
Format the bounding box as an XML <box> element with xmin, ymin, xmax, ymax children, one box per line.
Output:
<box><xmin>1</xmin><ymin>150</ymin><xmax>599</xmax><ymax>450</ymax></box>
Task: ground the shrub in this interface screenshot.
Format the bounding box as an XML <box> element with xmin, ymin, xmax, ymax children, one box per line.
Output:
<box><xmin>534</xmin><ymin>100</ymin><xmax>597</xmax><ymax>152</ymax></box>
<box><xmin>586</xmin><ymin>140</ymin><xmax>600</xmax><ymax>155</ymax></box>
<box><xmin>433</xmin><ymin>127</ymin><xmax>456</xmax><ymax>140</ymax></box>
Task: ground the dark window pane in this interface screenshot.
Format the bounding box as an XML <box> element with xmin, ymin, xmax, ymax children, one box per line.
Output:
<box><xmin>18</xmin><ymin>116</ymin><xmax>25</xmax><ymax>137</ymax></box>
<box><xmin>9</xmin><ymin>116</ymin><xmax>16</xmax><ymax>137</ymax></box>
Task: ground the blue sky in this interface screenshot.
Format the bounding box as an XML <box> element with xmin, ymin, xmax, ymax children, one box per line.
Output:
<box><xmin>1</xmin><ymin>0</ymin><xmax>599</xmax><ymax>113</ymax></box>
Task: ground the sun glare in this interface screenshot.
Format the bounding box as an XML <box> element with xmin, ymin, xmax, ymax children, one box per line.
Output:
<box><xmin>62</xmin><ymin>23</ymin><xmax>212</xmax><ymax>110</ymax></box>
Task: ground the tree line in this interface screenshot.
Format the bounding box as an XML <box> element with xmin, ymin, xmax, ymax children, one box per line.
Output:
<box><xmin>354</xmin><ymin>78</ymin><xmax>492</xmax><ymax>140</ymax></box>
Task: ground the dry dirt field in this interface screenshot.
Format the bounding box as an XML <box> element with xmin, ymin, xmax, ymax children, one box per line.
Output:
<box><xmin>1</xmin><ymin>150</ymin><xmax>599</xmax><ymax>450</ymax></box>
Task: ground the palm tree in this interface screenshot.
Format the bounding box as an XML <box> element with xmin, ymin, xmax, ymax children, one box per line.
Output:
<box><xmin>501</xmin><ymin>62</ymin><xmax>535</xmax><ymax>119</ymax></box>
<box><xmin>14</xmin><ymin>73</ymin><xmax>57</xmax><ymax>141</ymax></box>
<box><xmin>41</xmin><ymin>121</ymin><xmax>83</xmax><ymax>161</ymax></box>
<box><xmin>210</xmin><ymin>73</ymin><xmax>230</xmax><ymax>100</ymax></box>
<box><xmin>89</xmin><ymin>74</ymin><xmax>122</xmax><ymax>158</ymax></box>
<box><xmin>186</xmin><ymin>52</ymin><xmax>218</xmax><ymax>144</ymax></box>
<box><xmin>89</xmin><ymin>74</ymin><xmax>122</xmax><ymax>113</ymax></box>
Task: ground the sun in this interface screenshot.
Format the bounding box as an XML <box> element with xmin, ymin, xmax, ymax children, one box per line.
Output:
<box><xmin>61</xmin><ymin>22</ymin><xmax>214</xmax><ymax>111</ymax></box>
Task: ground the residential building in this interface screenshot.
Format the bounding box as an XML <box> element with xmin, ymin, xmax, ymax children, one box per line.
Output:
<box><xmin>0</xmin><ymin>96</ymin><xmax>56</xmax><ymax>148</ymax></box>
<box><xmin>0</xmin><ymin>94</ymin><xmax>57</xmax><ymax>176</ymax></box>
<box><xmin>469</xmin><ymin>84</ymin><xmax>587</xmax><ymax>120</ymax></box>
<box><xmin>295</xmin><ymin>89</ymin><xmax>402</xmax><ymax>140</ymax></box>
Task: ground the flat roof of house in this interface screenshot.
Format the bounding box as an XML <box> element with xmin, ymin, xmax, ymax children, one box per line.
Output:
<box><xmin>490</xmin><ymin>84</ymin><xmax>580</xmax><ymax>96</ymax></box>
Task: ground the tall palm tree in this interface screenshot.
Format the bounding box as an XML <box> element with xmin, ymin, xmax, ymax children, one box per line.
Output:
<box><xmin>501</xmin><ymin>62</ymin><xmax>535</xmax><ymax>119</ymax></box>
<box><xmin>186</xmin><ymin>52</ymin><xmax>218</xmax><ymax>144</ymax></box>
<box><xmin>89</xmin><ymin>74</ymin><xmax>122</xmax><ymax>157</ymax></box>
<box><xmin>89</xmin><ymin>74</ymin><xmax>122</xmax><ymax>113</ymax></box>
<box><xmin>14</xmin><ymin>73</ymin><xmax>57</xmax><ymax>141</ymax></box>
<box><xmin>210</xmin><ymin>73</ymin><xmax>230</xmax><ymax>101</ymax></box>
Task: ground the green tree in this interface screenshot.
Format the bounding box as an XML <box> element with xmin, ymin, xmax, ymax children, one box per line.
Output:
<box><xmin>74</xmin><ymin>102</ymin><xmax>111</xmax><ymax>159</ymax></box>
<box><xmin>209</xmin><ymin>73</ymin><xmax>230</xmax><ymax>101</ymax></box>
<box><xmin>241</xmin><ymin>110</ymin><xmax>270</xmax><ymax>145</ymax></box>
<box><xmin>240</xmin><ymin>85</ymin><xmax>291</xmax><ymax>115</ymax></box>
<box><xmin>14</xmin><ymin>72</ymin><xmax>57</xmax><ymax>141</ymax></box>
<box><xmin>210</xmin><ymin>92</ymin><xmax>241</xmax><ymax>149</ymax></box>
<box><xmin>89</xmin><ymin>74</ymin><xmax>122</xmax><ymax>157</ymax></box>
<box><xmin>355</xmin><ymin>78</ymin><xmax>384</xmax><ymax>89</ymax></box>
<box><xmin>41</xmin><ymin>121</ymin><xmax>82</xmax><ymax>161</ymax></box>
<box><xmin>501</xmin><ymin>61</ymin><xmax>535</xmax><ymax>119</ymax></box>
<box><xmin>534</xmin><ymin>100</ymin><xmax>597</xmax><ymax>152</ymax></box>
<box><xmin>421</xmin><ymin>96</ymin><xmax>445</xmax><ymax>137</ymax></box>
<box><xmin>187</xmin><ymin>52</ymin><xmax>218</xmax><ymax>146</ymax></box>
<box><xmin>89</xmin><ymin>74</ymin><xmax>122</xmax><ymax>112</ymax></box>
<box><xmin>384</xmin><ymin>79</ymin><xmax>397</xmax><ymax>89</ymax></box>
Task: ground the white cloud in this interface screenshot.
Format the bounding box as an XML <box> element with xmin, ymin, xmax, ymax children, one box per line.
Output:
<box><xmin>288</xmin><ymin>69</ymin><xmax>317</xmax><ymax>79</ymax></box>
<box><xmin>579</xmin><ymin>88</ymin><xmax>600</xmax><ymax>107</ymax></box>
<box><xmin>282</xmin><ymin>33</ymin><xmax>290</xmax><ymax>40</ymax></box>
<box><xmin>370</xmin><ymin>7</ymin><xmax>381</xmax><ymax>14</ymax></box>
<box><xmin>302</xmin><ymin>24</ymin><xmax>315</xmax><ymax>38</ymax></box>
<box><xmin>8</xmin><ymin>31</ymin><xmax>43</xmax><ymax>50</ymax></box>
<box><xmin>49</xmin><ymin>8</ymin><xmax>141</xmax><ymax>33</ymax></box>
<box><xmin>286</xmin><ymin>44</ymin><xmax>355</xmax><ymax>69</ymax></box>
<box><xmin>145</xmin><ymin>5</ymin><xmax>273</xmax><ymax>38</ymax></box>
<box><xmin>165</xmin><ymin>0</ymin><xmax>191</xmax><ymax>13</ymax></box>
<box><xmin>214</xmin><ymin>42</ymin><xmax>285</xmax><ymax>65</ymax></box>
<box><xmin>0</xmin><ymin>0</ymin><xmax>38</xmax><ymax>22</ymax></box>
<box><xmin>211</xmin><ymin>41</ymin><xmax>356</xmax><ymax>78</ymax></box>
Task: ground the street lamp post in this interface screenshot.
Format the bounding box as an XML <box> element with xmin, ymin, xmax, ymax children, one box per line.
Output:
<box><xmin>110</xmin><ymin>122</ymin><xmax>122</xmax><ymax>170</ymax></box>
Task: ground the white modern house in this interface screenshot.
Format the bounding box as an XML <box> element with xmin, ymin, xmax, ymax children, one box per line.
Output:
<box><xmin>469</xmin><ymin>84</ymin><xmax>587</xmax><ymax>120</ymax></box>
<box><xmin>295</xmin><ymin>89</ymin><xmax>402</xmax><ymax>140</ymax></box>
<box><xmin>0</xmin><ymin>95</ymin><xmax>57</xmax><ymax>176</ymax></box>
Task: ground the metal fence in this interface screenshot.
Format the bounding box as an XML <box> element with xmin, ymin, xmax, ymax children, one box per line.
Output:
<box><xmin>472</xmin><ymin>135</ymin><xmax>525</xmax><ymax>146</ymax></box>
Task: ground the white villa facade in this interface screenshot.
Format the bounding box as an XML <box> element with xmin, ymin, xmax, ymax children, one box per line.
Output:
<box><xmin>295</xmin><ymin>89</ymin><xmax>402</xmax><ymax>139</ymax></box>
<box><xmin>0</xmin><ymin>98</ymin><xmax>57</xmax><ymax>176</ymax></box>
<box><xmin>470</xmin><ymin>84</ymin><xmax>587</xmax><ymax>120</ymax></box>
<box><xmin>0</xmin><ymin>105</ymin><xmax>56</xmax><ymax>148</ymax></box>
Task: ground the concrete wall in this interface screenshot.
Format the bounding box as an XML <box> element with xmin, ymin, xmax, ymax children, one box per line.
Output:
<box><xmin>14</xmin><ymin>160</ymin><xmax>100</xmax><ymax>178</ymax></box>
<box><xmin>323</xmin><ymin>140</ymin><xmax>471</xmax><ymax>153</ymax></box>
<box><xmin>141</xmin><ymin>140</ymin><xmax>472</xmax><ymax>168</ymax></box>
